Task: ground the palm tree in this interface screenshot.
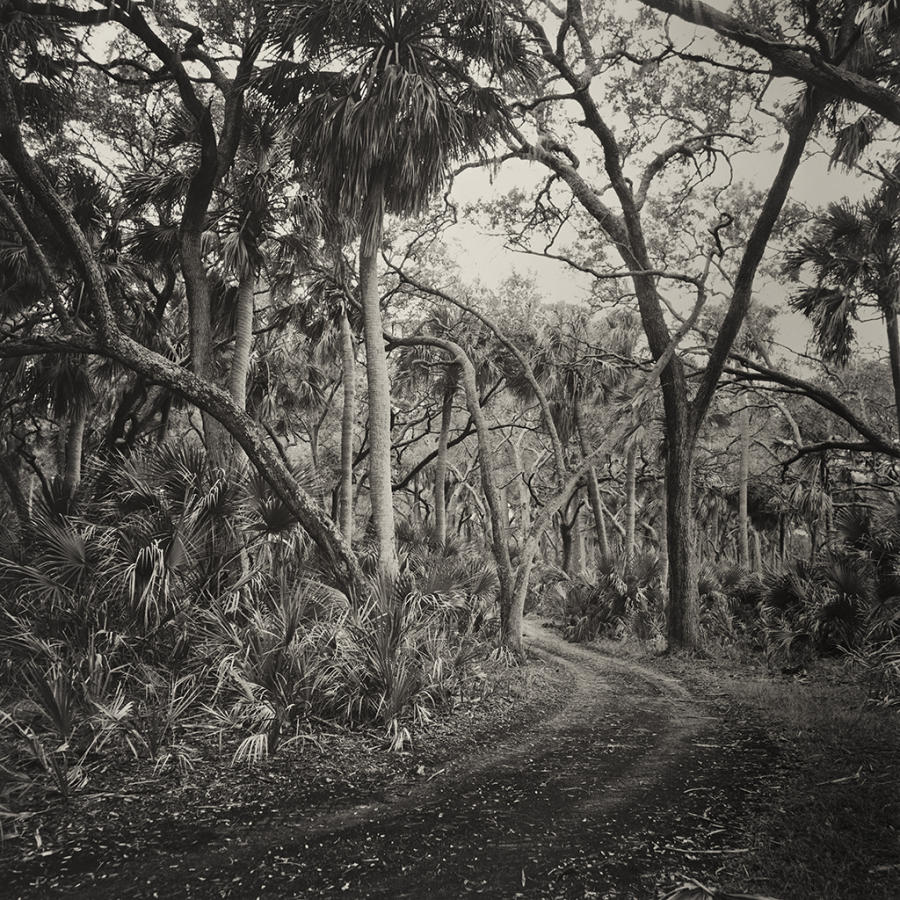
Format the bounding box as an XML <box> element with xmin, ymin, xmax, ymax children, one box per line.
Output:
<box><xmin>268</xmin><ymin>0</ymin><xmax>531</xmax><ymax>577</ymax></box>
<box><xmin>788</xmin><ymin>187</ymin><xmax>900</xmax><ymax>437</ymax></box>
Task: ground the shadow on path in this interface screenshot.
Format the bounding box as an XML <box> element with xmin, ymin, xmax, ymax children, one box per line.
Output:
<box><xmin>9</xmin><ymin>621</ymin><xmax>779</xmax><ymax>899</ymax></box>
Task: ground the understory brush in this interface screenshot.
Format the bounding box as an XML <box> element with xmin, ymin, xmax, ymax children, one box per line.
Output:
<box><xmin>544</xmin><ymin>502</ymin><xmax>900</xmax><ymax>694</ymax></box>
<box><xmin>539</xmin><ymin>552</ymin><xmax>666</xmax><ymax>646</ymax></box>
<box><xmin>0</xmin><ymin>445</ymin><xmax>499</xmax><ymax>811</ymax></box>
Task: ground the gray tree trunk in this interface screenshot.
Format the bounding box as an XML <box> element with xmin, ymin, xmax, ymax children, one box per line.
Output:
<box><xmin>339</xmin><ymin>304</ymin><xmax>356</xmax><ymax>543</ymax></box>
<box><xmin>433</xmin><ymin>373</ymin><xmax>456</xmax><ymax>546</ymax></box>
<box><xmin>625</xmin><ymin>443</ymin><xmax>638</xmax><ymax>558</ymax></box>
<box><xmin>359</xmin><ymin>192</ymin><xmax>398</xmax><ymax>578</ymax></box>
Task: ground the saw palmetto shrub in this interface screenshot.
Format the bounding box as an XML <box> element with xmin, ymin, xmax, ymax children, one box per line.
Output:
<box><xmin>0</xmin><ymin>445</ymin><xmax>499</xmax><ymax>808</ymax></box>
<box><xmin>548</xmin><ymin>551</ymin><xmax>665</xmax><ymax>644</ymax></box>
<box><xmin>754</xmin><ymin>502</ymin><xmax>900</xmax><ymax>675</ymax></box>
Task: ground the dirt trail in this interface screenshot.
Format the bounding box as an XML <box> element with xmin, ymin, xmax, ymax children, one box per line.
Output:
<box><xmin>9</xmin><ymin>622</ymin><xmax>779</xmax><ymax>899</ymax></box>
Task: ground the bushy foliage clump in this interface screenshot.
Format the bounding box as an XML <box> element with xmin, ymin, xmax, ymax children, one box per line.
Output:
<box><xmin>543</xmin><ymin>551</ymin><xmax>665</xmax><ymax>644</ymax></box>
<box><xmin>755</xmin><ymin>503</ymin><xmax>900</xmax><ymax>682</ymax></box>
<box><xmin>0</xmin><ymin>446</ymin><xmax>498</xmax><ymax>810</ymax></box>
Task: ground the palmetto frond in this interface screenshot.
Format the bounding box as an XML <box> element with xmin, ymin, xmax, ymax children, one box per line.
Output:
<box><xmin>126</xmin><ymin>221</ymin><xmax>214</xmax><ymax>271</ymax></box>
<box><xmin>831</xmin><ymin>113</ymin><xmax>882</xmax><ymax>169</ymax></box>
<box><xmin>789</xmin><ymin>286</ymin><xmax>856</xmax><ymax>364</ymax></box>
<box><xmin>122</xmin><ymin>170</ymin><xmax>194</xmax><ymax>215</ymax></box>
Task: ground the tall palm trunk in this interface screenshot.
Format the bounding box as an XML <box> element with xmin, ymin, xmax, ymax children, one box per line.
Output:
<box><xmin>625</xmin><ymin>443</ymin><xmax>637</xmax><ymax>558</ymax></box>
<box><xmin>658</xmin><ymin>472</ymin><xmax>668</xmax><ymax>593</ymax></box>
<box><xmin>433</xmin><ymin>369</ymin><xmax>457</xmax><ymax>547</ymax></box>
<box><xmin>63</xmin><ymin>405</ymin><xmax>87</xmax><ymax>500</ymax></box>
<box><xmin>360</xmin><ymin>189</ymin><xmax>398</xmax><ymax>577</ymax></box>
<box><xmin>573</xmin><ymin>507</ymin><xmax>586</xmax><ymax>574</ymax></box>
<box><xmin>0</xmin><ymin>452</ymin><xmax>31</xmax><ymax>541</ymax></box>
<box><xmin>884</xmin><ymin>305</ymin><xmax>900</xmax><ymax>439</ymax></box>
<box><xmin>738</xmin><ymin>404</ymin><xmax>751</xmax><ymax>567</ymax></box>
<box><xmin>574</xmin><ymin>395</ymin><xmax>610</xmax><ymax>558</ymax></box>
<box><xmin>228</xmin><ymin>271</ymin><xmax>255</xmax><ymax>410</ymax></box>
<box><xmin>339</xmin><ymin>303</ymin><xmax>356</xmax><ymax>543</ymax></box>
<box><xmin>560</xmin><ymin>511</ymin><xmax>574</xmax><ymax>574</ymax></box>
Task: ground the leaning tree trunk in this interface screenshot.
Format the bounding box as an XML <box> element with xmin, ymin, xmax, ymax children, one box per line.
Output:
<box><xmin>228</xmin><ymin>270</ymin><xmax>255</xmax><ymax>411</ymax></box>
<box><xmin>388</xmin><ymin>335</ymin><xmax>516</xmax><ymax>653</ymax></box>
<box><xmin>510</xmin><ymin>436</ymin><xmax>532</xmax><ymax>547</ymax></box>
<box><xmin>359</xmin><ymin>190</ymin><xmax>398</xmax><ymax>578</ymax></box>
<box><xmin>0</xmin><ymin>57</ymin><xmax>361</xmax><ymax>593</ymax></box>
<box><xmin>433</xmin><ymin>369</ymin><xmax>457</xmax><ymax>547</ymax></box>
<box><xmin>738</xmin><ymin>404</ymin><xmax>751</xmax><ymax>568</ymax></box>
<box><xmin>339</xmin><ymin>303</ymin><xmax>356</xmax><ymax>543</ymax></box>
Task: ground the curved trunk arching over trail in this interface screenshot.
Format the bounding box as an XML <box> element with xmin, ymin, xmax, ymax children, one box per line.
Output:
<box><xmin>387</xmin><ymin>335</ymin><xmax>516</xmax><ymax>652</ymax></box>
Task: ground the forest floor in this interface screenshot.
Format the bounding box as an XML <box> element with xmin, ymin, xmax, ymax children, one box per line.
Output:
<box><xmin>3</xmin><ymin>619</ymin><xmax>898</xmax><ymax>899</ymax></box>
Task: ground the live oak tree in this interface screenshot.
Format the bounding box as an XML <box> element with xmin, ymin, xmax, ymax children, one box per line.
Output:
<box><xmin>485</xmin><ymin>1</ymin><xmax>836</xmax><ymax>648</ymax></box>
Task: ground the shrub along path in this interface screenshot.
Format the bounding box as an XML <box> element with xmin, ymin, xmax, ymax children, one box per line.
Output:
<box><xmin>6</xmin><ymin>621</ymin><xmax>898</xmax><ymax>899</ymax></box>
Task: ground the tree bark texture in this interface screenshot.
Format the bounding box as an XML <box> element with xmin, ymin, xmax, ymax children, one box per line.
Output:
<box><xmin>625</xmin><ymin>443</ymin><xmax>637</xmax><ymax>559</ymax></box>
<box><xmin>360</xmin><ymin>192</ymin><xmax>398</xmax><ymax>578</ymax></box>
<box><xmin>228</xmin><ymin>272</ymin><xmax>255</xmax><ymax>410</ymax></box>
<box><xmin>63</xmin><ymin>405</ymin><xmax>87</xmax><ymax>500</ymax></box>
<box><xmin>339</xmin><ymin>304</ymin><xmax>356</xmax><ymax>544</ymax></box>
<box><xmin>665</xmin><ymin>432</ymin><xmax>700</xmax><ymax>650</ymax></box>
<box><xmin>884</xmin><ymin>308</ymin><xmax>900</xmax><ymax>440</ymax></box>
<box><xmin>738</xmin><ymin>404</ymin><xmax>751</xmax><ymax>568</ymax></box>
<box><xmin>574</xmin><ymin>395</ymin><xmax>610</xmax><ymax>558</ymax></box>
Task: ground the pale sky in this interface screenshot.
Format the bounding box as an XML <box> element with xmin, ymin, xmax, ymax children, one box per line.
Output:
<box><xmin>435</xmin><ymin>0</ymin><xmax>892</xmax><ymax>366</ymax></box>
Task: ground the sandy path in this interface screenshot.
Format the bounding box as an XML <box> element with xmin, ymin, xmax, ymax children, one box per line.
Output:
<box><xmin>10</xmin><ymin>622</ymin><xmax>775</xmax><ymax>899</ymax></box>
